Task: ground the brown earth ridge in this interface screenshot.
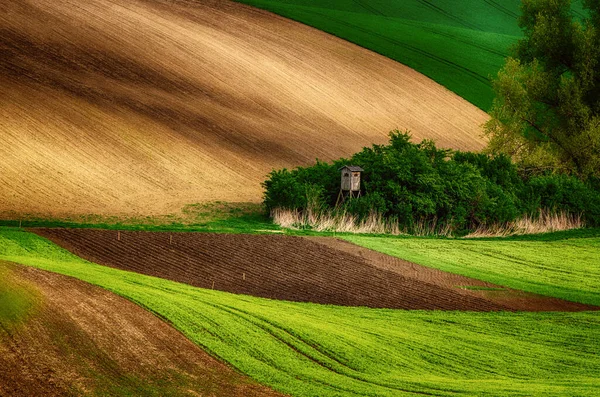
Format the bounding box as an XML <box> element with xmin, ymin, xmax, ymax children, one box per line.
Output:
<box><xmin>1</xmin><ymin>0</ymin><xmax>488</xmax><ymax>218</ymax></box>
<box><xmin>0</xmin><ymin>261</ymin><xmax>286</xmax><ymax>397</ymax></box>
<box><xmin>32</xmin><ymin>228</ymin><xmax>598</xmax><ymax>312</ymax></box>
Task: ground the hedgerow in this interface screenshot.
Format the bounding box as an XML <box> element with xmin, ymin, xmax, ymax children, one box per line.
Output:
<box><xmin>263</xmin><ymin>130</ymin><xmax>600</xmax><ymax>234</ymax></box>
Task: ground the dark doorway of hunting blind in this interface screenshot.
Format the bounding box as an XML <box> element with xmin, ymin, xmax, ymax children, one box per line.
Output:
<box><xmin>336</xmin><ymin>165</ymin><xmax>363</xmax><ymax>206</ymax></box>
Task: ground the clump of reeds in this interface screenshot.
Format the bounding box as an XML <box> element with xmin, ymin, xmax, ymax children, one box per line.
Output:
<box><xmin>271</xmin><ymin>208</ymin><xmax>399</xmax><ymax>234</ymax></box>
<box><xmin>464</xmin><ymin>210</ymin><xmax>584</xmax><ymax>238</ymax></box>
<box><xmin>271</xmin><ymin>207</ymin><xmax>456</xmax><ymax>236</ymax></box>
<box><xmin>272</xmin><ymin>207</ymin><xmax>583</xmax><ymax>237</ymax></box>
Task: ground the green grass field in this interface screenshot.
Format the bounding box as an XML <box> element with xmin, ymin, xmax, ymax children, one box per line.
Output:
<box><xmin>234</xmin><ymin>0</ymin><xmax>586</xmax><ymax>110</ymax></box>
<box><xmin>1</xmin><ymin>227</ymin><xmax>599</xmax><ymax>396</ymax></box>
<box><xmin>0</xmin><ymin>202</ymin><xmax>280</xmax><ymax>235</ymax></box>
<box><xmin>344</xmin><ymin>233</ymin><xmax>600</xmax><ymax>306</ymax></box>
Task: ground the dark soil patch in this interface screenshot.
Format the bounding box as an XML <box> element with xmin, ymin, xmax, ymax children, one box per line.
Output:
<box><xmin>310</xmin><ymin>237</ymin><xmax>598</xmax><ymax>312</ymax></box>
<box><xmin>31</xmin><ymin>228</ymin><xmax>598</xmax><ymax>312</ymax></box>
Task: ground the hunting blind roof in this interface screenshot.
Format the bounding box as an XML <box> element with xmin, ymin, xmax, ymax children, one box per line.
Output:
<box><xmin>339</xmin><ymin>166</ymin><xmax>364</xmax><ymax>172</ymax></box>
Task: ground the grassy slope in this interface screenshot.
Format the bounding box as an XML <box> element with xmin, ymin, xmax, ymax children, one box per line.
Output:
<box><xmin>344</xmin><ymin>233</ymin><xmax>600</xmax><ymax>306</ymax></box>
<box><xmin>0</xmin><ymin>262</ymin><xmax>40</xmax><ymax>328</ymax></box>
<box><xmin>0</xmin><ymin>202</ymin><xmax>281</xmax><ymax>235</ymax></box>
<box><xmin>234</xmin><ymin>0</ymin><xmax>586</xmax><ymax>110</ymax></box>
<box><xmin>0</xmin><ymin>228</ymin><xmax>599</xmax><ymax>396</ymax></box>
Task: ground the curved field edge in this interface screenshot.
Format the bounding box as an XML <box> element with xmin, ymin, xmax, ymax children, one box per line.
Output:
<box><xmin>0</xmin><ymin>228</ymin><xmax>599</xmax><ymax>396</ymax></box>
<box><xmin>0</xmin><ymin>261</ymin><xmax>283</xmax><ymax>397</ymax></box>
<box><xmin>232</xmin><ymin>0</ymin><xmax>521</xmax><ymax>110</ymax></box>
<box><xmin>232</xmin><ymin>0</ymin><xmax>588</xmax><ymax>110</ymax></box>
<box><xmin>0</xmin><ymin>202</ymin><xmax>279</xmax><ymax>235</ymax></box>
<box><xmin>342</xmin><ymin>235</ymin><xmax>600</xmax><ymax>307</ymax></box>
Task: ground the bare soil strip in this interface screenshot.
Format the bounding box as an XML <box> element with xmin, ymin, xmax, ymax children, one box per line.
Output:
<box><xmin>0</xmin><ymin>261</ymin><xmax>286</xmax><ymax>397</ymax></box>
<box><xmin>309</xmin><ymin>237</ymin><xmax>598</xmax><ymax>312</ymax></box>
<box><xmin>1</xmin><ymin>0</ymin><xmax>487</xmax><ymax>218</ymax></box>
<box><xmin>32</xmin><ymin>229</ymin><xmax>597</xmax><ymax>312</ymax></box>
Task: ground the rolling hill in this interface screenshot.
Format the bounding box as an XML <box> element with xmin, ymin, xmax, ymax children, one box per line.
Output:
<box><xmin>1</xmin><ymin>228</ymin><xmax>599</xmax><ymax>396</ymax></box>
<box><xmin>233</xmin><ymin>0</ymin><xmax>587</xmax><ymax>110</ymax></box>
<box><xmin>1</xmin><ymin>0</ymin><xmax>488</xmax><ymax>219</ymax></box>
<box><xmin>0</xmin><ymin>260</ymin><xmax>283</xmax><ymax>396</ymax></box>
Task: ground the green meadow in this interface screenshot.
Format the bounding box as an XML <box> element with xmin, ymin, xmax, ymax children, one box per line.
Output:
<box><xmin>0</xmin><ymin>202</ymin><xmax>280</xmax><ymax>235</ymax></box>
<box><xmin>233</xmin><ymin>0</ymin><xmax>586</xmax><ymax>110</ymax></box>
<box><xmin>1</xmin><ymin>227</ymin><xmax>598</xmax><ymax>396</ymax></box>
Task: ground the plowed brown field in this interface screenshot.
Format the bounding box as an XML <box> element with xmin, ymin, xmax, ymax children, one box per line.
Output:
<box><xmin>32</xmin><ymin>229</ymin><xmax>597</xmax><ymax>312</ymax></box>
<box><xmin>1</xmin><ymin>0</ymin><xmax>488</xmax><ymax>218</ymax></box>
<box><xmin>0</xmin><ymin>261</ymin><xmax>285</xmax><ymax>397</ymax></box>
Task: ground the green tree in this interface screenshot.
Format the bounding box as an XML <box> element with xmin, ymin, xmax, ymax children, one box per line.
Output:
<box><xmin>484</xmin><ymin>0</ymin><xmax>600</xmax><ymax>177</ymax></box>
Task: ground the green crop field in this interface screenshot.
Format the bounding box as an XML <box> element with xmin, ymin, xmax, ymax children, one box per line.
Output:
<box><xmin>344</xmin><ymin>233</ymin><xmax>600</xmax><ymax>307</ymax></box>
<box><xmin>1</xmin><ymin>227</ymin><xmax>599</xmax><ymax>396</ymax></box>
<box><xmin>234</xmin><ymin>0</ymin><xmax>586</xmax><ymax>110</ymax></box>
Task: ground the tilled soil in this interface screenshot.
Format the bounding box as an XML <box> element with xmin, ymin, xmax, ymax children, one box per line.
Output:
<box><xmin>1</xmin><ymin>0</ymin><xmax>487</xmax><ymax>218</ymax></box>
<box><xmin>310</xmin><ymin>237</ymin><xmax>598</xmax><ymax>312</ymax></box>
<box><xmin>32</xmin><ymin>228</ymin><xmax>598</xmax><ymax>312</ymax></box>
<box><xmin>0</xmin><ymin>262</ymin><xmax>286</xmax><ymax>397</ymax></box>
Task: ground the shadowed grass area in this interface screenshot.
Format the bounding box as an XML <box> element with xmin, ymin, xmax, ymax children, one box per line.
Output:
<box><xmin>344</xmin><ymin>234</ymin><xmax>600</xmax><ymax>306</ymax></box>
<box><xmin>0</xmin><ymin>261</ymin><xmax>40</xmax><ymax>329</ymax></box>
<box><xmin>0</xmin><ymin>227</ymin><xmax>599</xmax><ymax>396</ymax></box>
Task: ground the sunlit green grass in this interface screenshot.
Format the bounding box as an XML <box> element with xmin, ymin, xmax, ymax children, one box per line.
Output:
<box><xmin>0</xmin><ymin>227</ymin><xmax>599</xmax><ymax>396</ymax></box>
<box><xmin>0</xmin><ymin>202</ymin><xmax>280</xmax><ymax>234</ymax></box>
<box><xmin>344</xmin><ymin>235</ymin><xmax>600</xmax><ymax>306</ymax></box>
<box><xmin>233</xmin><ymin>0</ymin><xmax>586</xmax><ymax>109</ymax></box>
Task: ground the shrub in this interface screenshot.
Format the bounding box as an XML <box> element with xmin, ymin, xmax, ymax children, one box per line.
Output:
<box><xmin>263</xmin><ymin>130</ymin><xmax>599</xmax><ymax>234</ymax></box>
<box><xmin>521</xmin><ymin>174</ymin><xmax>600</xmax><ymax>226</ymax></box>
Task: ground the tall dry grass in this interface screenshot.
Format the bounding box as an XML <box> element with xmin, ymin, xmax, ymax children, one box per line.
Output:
<box><xmin>272</xmin><ymin>208</ymin><xmax>584</xmax><ymax>237</ymax></box>
<box><xmin>271</xmin><ymin>208</ymin><xmax>454</xmax><ymax>236</ymax></box>
<box><xmin>272</xmin><ymin>208</ymin><xmax>402</xmax><ymax>234</ymax></box>
<box><xmin>464</xmin><ymin>210</ymin><xmax>584</xmax><ymax>238</ymax></box>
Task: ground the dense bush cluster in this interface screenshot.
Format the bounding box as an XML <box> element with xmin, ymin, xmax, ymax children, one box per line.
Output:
<box><xmin>263</xmin><ymin>131</ymin><xmax>600</xmax><ymax>233</ymax></box>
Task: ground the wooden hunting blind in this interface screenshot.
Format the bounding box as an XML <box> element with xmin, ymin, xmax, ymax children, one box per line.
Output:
<box><xmin>336</xmin><ymin>165</ymin><xmax>364</xmax><ymax>205</ymax></box>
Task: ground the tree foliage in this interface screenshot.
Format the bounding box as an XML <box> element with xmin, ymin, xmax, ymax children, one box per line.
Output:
<box><xmin>263</xmin><ymin>131</ymin><xmax>600</xmax><ymax>233</ymax></box>
<box><xmin>485</xmin><ymin>0</ymin><xmax>600</xmax><ymax>177</ymax></box>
